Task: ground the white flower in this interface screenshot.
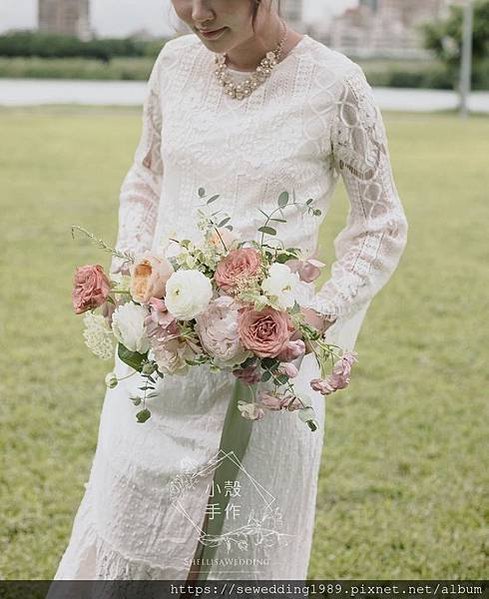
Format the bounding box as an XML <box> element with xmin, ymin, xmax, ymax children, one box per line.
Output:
<box><xmin>237</xmin><ymin>400</ymin><xmax>265</xmax><ymax>421</ymax></box>
<box><xmin>111</xmin><ymin>302</ymin><xmax>150</xmax><ymax>353</ymax></box>
<box><xmin>261</xmin><ymin>263</ymin><xmax>301</xmax><ymax>309</ymax></box>
<box><xmin>82</xmin><ymin>312</ymin><xmax>115</xmax><ymax>360</ymax></box>
<box><xmin>165</xmin><ymin>269</ymin><xmax>213</xmax><ymax>321</ymax></box>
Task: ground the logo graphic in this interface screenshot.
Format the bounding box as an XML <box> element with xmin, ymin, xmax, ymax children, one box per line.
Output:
<box><xmin>170</xmin><ymin>450</ymin><xmax>294</xmax><ymax>554</ymax></box>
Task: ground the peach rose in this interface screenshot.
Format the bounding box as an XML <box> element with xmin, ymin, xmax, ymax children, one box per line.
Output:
<box><xmin>72</xmin><ymin>264</ymin><xmax>111</xmax><ymax>314</ymax></box>
<box><xmin>237</xmin><ymin>306</ymin><xmax>295</xmax><ymax>358</ymax></box>
<box><xmin>129</xmin><ymin>251</ymin><xmax>174</xmax><ymax>304</ymax></box>
<box><xmin>214</xmin><ymin>248</ymin><xmax>262</xmax><ymax>294</ymax></box>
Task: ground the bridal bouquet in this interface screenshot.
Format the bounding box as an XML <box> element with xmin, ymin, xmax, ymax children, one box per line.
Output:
<box><xmin>71</xmin><ymin>188</ymin><xmax>357</xmax><ymax>431</ymax></box>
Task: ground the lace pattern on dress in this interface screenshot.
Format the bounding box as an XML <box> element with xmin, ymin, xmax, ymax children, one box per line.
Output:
<box><xmin>110</xmin><ymin>61</ymin><xmax>164</xmax><ymax>275</ymax></box>
<box><xmin>306</xmin><ymin>65</ymin><xmax>408</xmax><ymax>322</ymax></box>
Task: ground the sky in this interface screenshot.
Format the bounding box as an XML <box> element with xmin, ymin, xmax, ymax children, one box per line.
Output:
<box><xmin>0</xmin><ymin>0</ymin><xmax>358</xmax><ymax>37</ymax></box>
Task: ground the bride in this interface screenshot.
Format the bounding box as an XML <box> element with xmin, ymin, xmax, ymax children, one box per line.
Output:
<box><xmin>51</xmin><ymin>0</ymin><xmax>408</xmax><ymax>582</ymax></box>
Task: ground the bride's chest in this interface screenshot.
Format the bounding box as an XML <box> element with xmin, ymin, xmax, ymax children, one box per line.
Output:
<box><xmin>159</xmin><ymin>75</ymin><xmax>334</xmax><ymax>176</ymax></box>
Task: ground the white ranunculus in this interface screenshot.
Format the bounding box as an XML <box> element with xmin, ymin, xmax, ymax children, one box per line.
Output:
<box><xmin>111</xmin><ymin>302</ymin><xmax>150</xmax><ymax>353</ymax></box>
<box><xmin>261</xmin><ymin>263</ymin><xmax>301</xmax><ymax>309</ymax></box>
<box><xmin>165</xmin><ymin>269</ymin><xmax>213</xmax><ymax>321</ymax></box>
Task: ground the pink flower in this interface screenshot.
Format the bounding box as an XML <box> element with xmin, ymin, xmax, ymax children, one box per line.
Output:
<box><xmin>276</xmin><ymin>339</ymin><xmax>306</xmax><ymax>362</ymax></box>
<box><xmin>287</xmin><ymin>258</ymin><xmax>326</xmax><ymax>283</ymax></box>
<box><xmin>238</xmin><ymin>306</ymin><xmax>295</xmax><ymax>358</ymax></box>
<box><xmin>214</xmin><ymin>248</ymin><xmax>262</xmax><ymax>294</ymax></box>
<box><xmin>195</xmin><ymin>296</ymin><xmax>250</xmax><ymax>366</ymax></box>
<box><xmin>330</xmin><ymin>352</ymin><xmax>358</xmax><ymax>389</ymax></box>
<box><xmin>277</xmin><ymin>362</ymin><xmax>299</xmax><ymax>378</ymax></box>
<box><xmin>258</xmin><ymin>392</ymin><xmax>301</xmax><ymax>412</ymax></box>
<box><xmin>72</xmin><ymin>264</ymin><xmax>111</xmax><ymax>314</ymax></box>
<box><xmin>310</xmin><ymin>378</ymin><xmax>336</xmax><ymax>396</ymax></box>
<box><xmin>129</xmin><ymin>251</ymin><xmax>174</xmax><ymax>304</ymax></box>
<box><xmin>310</xmin><ymin>352</ymin><xmax>358</xmax><ymax>395</ymax></box>
<box><xmin>144</xmin><ymin>298</ymin><xmax>178</xmax><ymax>345</ymax></box>
<box><xmin>208</xmin><ymin>227</ymin><xmax>238</xmax><ymax>252</ymax></box>
<box><xmin>152</xmin><ymin>337</ymin><xmax>192</xmax><ymax>375</ymax></box>
<box><xmin>232</xmin><ymin>365</ymin><xmax>261</xmax><ymax>385</ymax></box>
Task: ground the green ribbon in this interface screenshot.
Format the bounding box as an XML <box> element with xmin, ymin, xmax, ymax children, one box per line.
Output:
<box><xmin>194</xmin><ymin>378</ymin><xmax>255</xmax><ymax>581</ymax></box>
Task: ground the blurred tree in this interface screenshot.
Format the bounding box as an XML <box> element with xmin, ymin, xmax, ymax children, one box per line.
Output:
<box><xmin>422</xmin><ymin>0</ymin><xmax>489</xmax><ymax>89</ymax></box>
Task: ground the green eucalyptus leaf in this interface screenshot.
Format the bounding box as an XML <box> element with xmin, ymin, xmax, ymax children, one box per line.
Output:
<box><xmin>217</xmin><ymin>217</ymin><xmax>231</xmax><ymax>227</ymax></box>
<box><xmin>198</xmin><ymin>187</ymin><xmax>206</xmax><ymax>197</ymax></box>
<box><xmin>258</xmin><ymin>226</ymin><xmax>277</xmax><ymax>236</ymax></box>
<box><xmin>207</xmin><ymin>194</ymin><xmax>220</xmax><ymax>204</ymax></box>
<box><xmin>278</xmin><ymin>191</ymin><xmax>289</xmax><ymax>208</ymax></box>
<box><xmin>136</xmin><ymin>408</ymin><xmax>152</xmax><ymax>423</ymax></box>
<box><xmin>261</xmin><ymin>371</ymin><xmax>272</xmax><ymax>382</ymax></box>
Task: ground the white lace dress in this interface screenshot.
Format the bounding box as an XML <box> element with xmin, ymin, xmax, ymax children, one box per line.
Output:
<box><xmin>51</xmin><ymin>33</ymin><xmax>408</xmax><ymax>581</ymax></box>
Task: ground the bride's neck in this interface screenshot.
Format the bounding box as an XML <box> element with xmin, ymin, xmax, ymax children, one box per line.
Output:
<box><xmin>225</xmin><ymin>20</ymin><xmax>301</xmax><ymax>72</ymax></box>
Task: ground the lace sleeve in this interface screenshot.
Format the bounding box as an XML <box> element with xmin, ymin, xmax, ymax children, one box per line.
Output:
<box><xmin>305</xmin><ymin>64</ymin><xmax>408</xmax><ymax>323</ymax></box>
<box><xmin>109</xmin><ymin>49</ymin><xmax>165</xmax><ymax>275</ymax></box>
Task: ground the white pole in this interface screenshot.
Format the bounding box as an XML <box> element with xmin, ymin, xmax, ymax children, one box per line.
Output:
<box><xmin>459</xmin><ymin>0</ymin><xmax>474</xmax><ymax>118</ymax></box>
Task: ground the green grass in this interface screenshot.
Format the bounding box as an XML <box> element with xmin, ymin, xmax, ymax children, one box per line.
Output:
<box><xmin>0</xmin><ymin>56</ymin><xmax>154</xmax><ymax>80</ymax></box>
<box><xmin>0</xmin><ymin>108</ymin><xmax>488</xmax><ymax>579</ymax></box>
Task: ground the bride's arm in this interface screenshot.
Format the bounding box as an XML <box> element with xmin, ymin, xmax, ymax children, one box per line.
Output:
<box><xmin>109</xmin><ymin>48</ymin><xmax>165</xmax><ymax>275</ymax></box>
<box><xmin>305</xmin><ymin>64</ymin><xmax>408</xmax><ymax>327</ymax></box>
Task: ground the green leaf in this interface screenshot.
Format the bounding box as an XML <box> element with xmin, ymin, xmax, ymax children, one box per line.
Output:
<box><xmin>118</xmin><ymin>344</ymin><xmax>148</xmax><ymax>372</ymax></box>
<box><xmin>261</xmin><ymin>371</ymin><xmax>272</xmax><ymax>382</ymax></box>
<box><xmin>262</xmin><ymin>357</ymin><xmax>278</xmax><ymax>369</ymax></box>
<box><xmin>198</xmin><ymin>187</ymin><xmax>206</xmax><ymax>197</ymax></box>
<box><xmin>306</xmin><ymin>198</ymin><xmax>314</xmax><ymax>206</ymax></box>
<box><xmin>270</xmin><ymin>218</ymin><xmax>287</xmax><ymax>223</ymax></box>
<box><xmin>225</xmin><ymin>225</ymin><xmax>234</xmax><ymax>231</ymax></box>
<box><xmin>276</xmin><ymin>374</ymin><xmax>289</xmax><ymax>384</ymax></box>
<box><xmin>278</xmin><ymin>191</ymin><xmax>289</xmax><ymax>208</ymax></box>
<box><xmin>131</xmin><ymin>397</ymin><xmax>142</xmax><ymax>406</ymax></box>
<box><xmin>258</xmin><ymin>226</ymin><xmax>277</xmax><ymax>236</ymax></box>
<box><xmin>136</xmin><ymin>408</ymin><xmax>152</xmax><ymax>423</ymax></box>
<box><xmin>313</xmin><ymin>209</ymin><xmax>322</xmax><ymax>216</ymax></box>
<box><xmin>217</xmin><ymin>217</ymin><xmax>231</xmax><ymax>227</ymax></box>
<box><xmin>207</xmin><ymin>194</ymin><xmax>220</xmax><ymax>204</ymax></box>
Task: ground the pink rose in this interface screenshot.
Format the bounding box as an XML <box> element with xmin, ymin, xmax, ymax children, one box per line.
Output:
<box><xmin>72</xmin><ymin>264</ymin><xmax>111</xmax><ymax>314</ymax></box>
<box><xmin>130</xmin><ymin>251</ymin><xmax>174</xmax><ymax>304</ymax></box>
<box><xmin>238</xmin><ymin>306</ymin><xmax>295</xmax><ymax>359</ymax></box>
<box><xmin>232</xmin><ymin>365</ymin><xmax>261</xmax><ymax>385</ymax></box>
<box><xmin>214</xmin><ymin>248</ymin><xmax>262</xmax><ymax>294</ymax></box>
<box><xmin>276</xmin><ymin>339</ymin><xmax>306</xmax><ymax>362</ymax></box>
<box><xmin>287</xmin><ymin>258</ymin><xmax>326</xmax><ymax>283</ymax></box>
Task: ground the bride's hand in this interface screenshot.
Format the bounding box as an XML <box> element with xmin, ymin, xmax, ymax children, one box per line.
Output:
<box><xmin>299</xmin><ymin>307</ymin><xmax>336</xmax><ymax>354</ymax></box>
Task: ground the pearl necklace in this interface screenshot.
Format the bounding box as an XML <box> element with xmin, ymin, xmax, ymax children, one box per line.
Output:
<box><xmin>214</xmin><ymin>21</ymin><xmax>288</xmax><ymax>100</ymax></box>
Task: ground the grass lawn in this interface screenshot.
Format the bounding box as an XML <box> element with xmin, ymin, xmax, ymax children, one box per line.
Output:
<box><xmin>0</xmin><ymin>107</ymin><xmax>487</xmax><ymax>579</ymax></box>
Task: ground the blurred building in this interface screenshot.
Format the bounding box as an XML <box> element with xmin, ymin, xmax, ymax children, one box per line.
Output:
<box><xmin>313</xmin><ymin>0</ymin><xmax>447</xmax><ymax>59</ymax></box>
<box><xmin>282</xmin><ymin>0</ymin><xmax>307</xmax><ymax>32</ymax></box>
<box><xmin>38</xmin><ymin>0</ymin><xmax>91</xmax><ymax>39</ymax></box>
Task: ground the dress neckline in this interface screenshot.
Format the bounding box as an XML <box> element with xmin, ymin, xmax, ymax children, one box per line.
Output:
<box><xmin>216</xmin><ymin>34</ymin><xmax>310</xmax><ymax>75</ymax></box>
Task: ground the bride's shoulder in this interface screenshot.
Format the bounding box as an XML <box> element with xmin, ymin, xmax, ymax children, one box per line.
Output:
<box><xmin>304</xmin><ymin>35</ymin><xmax>365</xmax><ymax>84</ymax></box>
<box><xmin>156</xmin><ymin>34</ymin><xmax>201</xmax><ymax>64</ymax></box>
